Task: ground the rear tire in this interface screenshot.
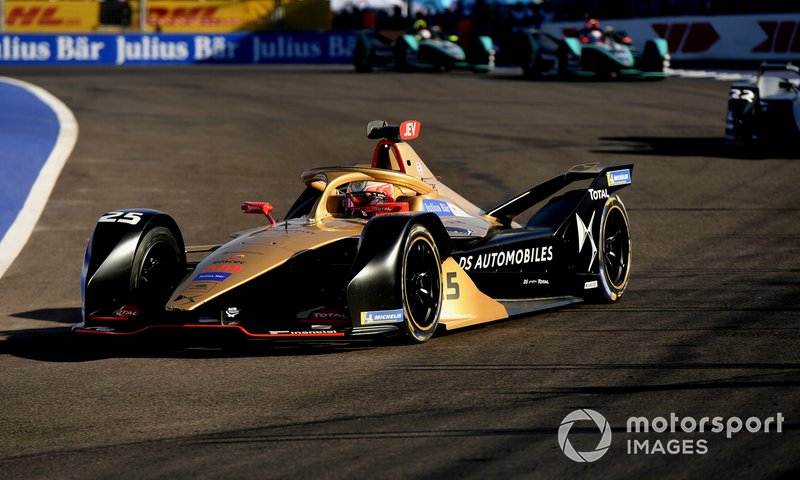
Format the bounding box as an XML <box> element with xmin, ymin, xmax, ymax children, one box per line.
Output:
<box><xmin>522</xmin><ymin>51</ymin><xmax>541</xmax><ymax>79</ymax></box>
<box><xmin>401</xmin><ymin>225</ymin><xmax>442</xmax><ymax>343</ymax></box>
<box><xmin>394</xmin><ymin>40</ymin><xmax>409</xmax><ymax>72</ymax></box>
<box><xmin>597</xmin><ymin>197</ymin><xmax>631</xmax><ymax>302</ymax></box>
<box><xmin>353</xmin><ymin>37</ymin><xmax>373</xmax><ymax>73</ymax></box>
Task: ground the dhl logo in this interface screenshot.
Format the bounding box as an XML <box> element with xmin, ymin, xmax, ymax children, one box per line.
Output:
<box><xmin>148</xmin><ymin>7</ymin><xmax>243</xmax><ymax>27</ymax></box>
<box><xmin>5</xmin><ymin>6</ymin><xmax>82</xmax><ymax>26</ymax></box>
<box><xmin>753</xmin><ymin>21</ymin><xmax>800</xmax><ymax>53</ymax></box>
<box><xmin>651</xmin><ymin>22</ymin><xmax>719</xmax><ymax>54</ymax></box>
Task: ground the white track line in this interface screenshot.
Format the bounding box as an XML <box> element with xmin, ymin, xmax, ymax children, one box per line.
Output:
<box><xmin>667</xmin><ymin>68</ymin><xmax>756</xmax><ymax>82</ymax></box>
<box><xmin>0</xmin><ymin>77</ymin><xmax>79</xmax><ymax>279</ymax></box>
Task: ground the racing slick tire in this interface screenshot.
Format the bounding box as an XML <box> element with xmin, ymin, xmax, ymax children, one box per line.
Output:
<box><xmin>394</xmin><ymin>40</ymin><xmax>410</xmax><ymax>72</ymax></box>
<box><xmin>129</xmin><ymin>226</ymin><xmax>185</xmax><ymax>311</ymax></box>
<box><xmin>439</xmin><ymin>58</ymin><xmax>455</xmax><ymax>73</ymax></box>
<box><xmin>725</xmin><ymin>86</ymin><xmax>759</xmax><ymax>146</ymax></box>
<box><xmin>401</xmin><ymin>224</ymin><xmax>443</xmax><ymax>343</ymax></box>
<box><xmin>556</xmin><ymin>42</ymin><xmax>570</xmax><ymax>77</ymax></box>
<box><xmin>353</xmin><ymin>35</ymin><xmax>373</xmax><ymax>73</ymax></box>
<box><xmin>520</xmin><ymin>34</ymin><xmax>542</xmax><ymax>79</ymax></box>
<box><xmin>596</xmin><ymin>196</ymin><xmax>631</xmax><ymax>302</ymax></box>
<box><xmin>82</xmin><ymin>211</ymin><xmax>187</xmax><ymax>322</ymax></box>
<box><xmin>522</xmin><ymin>50</ymin><xmax>542</xmax><ymax>79</ymax></box>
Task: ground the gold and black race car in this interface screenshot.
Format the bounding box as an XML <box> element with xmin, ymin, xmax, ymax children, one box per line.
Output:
<box><xmin>76</xmin><ymin>121</ymin><xmax>633</xmax><ymax>343</ymax></box>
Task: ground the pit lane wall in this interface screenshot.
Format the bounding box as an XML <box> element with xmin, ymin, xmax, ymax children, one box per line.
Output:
<box><xmin>540</xmin><ymin>13</ymin><xmax>800</xmax><ymax>63</ymax></box>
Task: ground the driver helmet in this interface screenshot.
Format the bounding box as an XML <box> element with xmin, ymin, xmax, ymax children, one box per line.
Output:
<box><xmin>417</xmin><ymin>28</ymin><xmax>432</xmax><ymax>40</ymax></box>
<box><xmin>584</xmin><ymin>18</ymin><xmax>601</xmax><ymax>31</ymax></box>
<box><xmin>588</xmin><ymin>29</ymin><xmax>603</xmax><ymax>43</ymax></box>
<box><xmin>345</xmin><ymin>181</ymin><xmax>395</xmax><ymax>218</ymax></box>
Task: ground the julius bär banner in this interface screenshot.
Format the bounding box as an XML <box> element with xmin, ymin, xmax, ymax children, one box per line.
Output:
<box><xmin>0</xmin><ymin>32</ymin><xmax>355</xmax><ymax>64</ymax></box>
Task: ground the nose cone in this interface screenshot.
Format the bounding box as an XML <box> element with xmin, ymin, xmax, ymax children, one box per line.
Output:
<box><xmin>165</xmin><ymin>221</ymin><xmax>360</xmax><ymax>311</ymax></box>
<box><xmin>165</xmin><ymin>240</ymin><xmax>295</xmax><ymax>311</ymax></box>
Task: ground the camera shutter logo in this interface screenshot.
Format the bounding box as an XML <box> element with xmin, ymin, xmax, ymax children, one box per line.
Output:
<box><xmin>558</xmin><ymin>409</ymin><xmax>612</xmax><ymax>462</ymax></box>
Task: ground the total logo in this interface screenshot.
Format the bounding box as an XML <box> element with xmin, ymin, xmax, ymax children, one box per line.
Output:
<box><xmin>588</xmin><ymin>188</ymin><xmax>609</xmax><ymax>201</ymax></box>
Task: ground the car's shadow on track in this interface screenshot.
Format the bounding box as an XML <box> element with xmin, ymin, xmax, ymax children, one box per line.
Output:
<box><xmin>3</xmin><ymin>307</ymin><xmax>383</xmax><ymax>362</ymax></box>
<box><xmin>593</xmin><ymin>136</ymin><xmax>800</xmax><ymax>159</ymax></box>
<box><xmin>2</xmin><ymin>308</ymin><xmax>466</xmax><ymax>362</ymax></box>
<box><xmin>0</xmin><ymin>327</ymin><xmax>385</xmax><ymax>362</ymax></box>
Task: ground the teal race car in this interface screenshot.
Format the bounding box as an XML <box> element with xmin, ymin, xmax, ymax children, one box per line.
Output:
<box><xmin>515</xmin><ymin>28</ymin><xmax>669</xmax><ymax>80</ymax></box>
<box><xmin>354</xmin><ymin>28</ymin><xmax>494</xmax><ymax>73</ymax></box>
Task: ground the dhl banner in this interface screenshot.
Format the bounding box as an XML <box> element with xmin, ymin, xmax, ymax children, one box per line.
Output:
<box><xmin>144</xmin><ymin>0</ymin><xmax>277</xmax><ymax>33</ymax></box>
<box><xmin>4</xmin><ymin>1</ymin><xmax>98</xmax><ymax>33</ymax></box>
<box><xmin>0</xmin><ymin>32</ymin><xmax>355</xmax><ymax>64</ymax></box>
<box><xmin>2</xmin><ymin>0</ymin><xmax>328</xmax><ymax>33</ymax></box>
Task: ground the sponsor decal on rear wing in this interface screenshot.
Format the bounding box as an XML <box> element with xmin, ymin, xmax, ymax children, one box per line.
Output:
<box><xmin>606</xmin><ymin>169</ymin><xmax>632</xmax><ymax>186</ymax></box>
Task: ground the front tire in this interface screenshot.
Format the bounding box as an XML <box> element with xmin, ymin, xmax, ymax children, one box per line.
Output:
<box><xmin>130</xmin><ymin>226</ymin><xmax>184</xmax><ymax>311</ymax></box>
<box><xmin>401</xmin><ymin>225</ymin><xmax>442</xmax><ymax>343</ymax></box>
<box><xmin>598</xmin><ymin>197</ymin><xmax>631</xmax><ymax>302</ymax></box>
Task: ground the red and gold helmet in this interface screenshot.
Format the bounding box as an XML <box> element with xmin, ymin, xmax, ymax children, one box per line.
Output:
<box><xmin>344</xmin><ymin>181</ymin><xmax>395</xmax><ymax>217</ymax></box>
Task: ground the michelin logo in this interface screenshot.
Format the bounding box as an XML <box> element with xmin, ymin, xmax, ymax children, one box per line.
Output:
<box><xmin>361</xmin><ymin>309</ymin><xmax>404</xmax><ymax>325</ymax></box>
<box><xmin>607</xmin><ymin>169</ymin><xmax>631</xmax><ymax>186</ymax></box>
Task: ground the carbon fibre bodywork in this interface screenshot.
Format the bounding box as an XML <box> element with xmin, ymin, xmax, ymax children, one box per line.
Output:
<box><xmin>76</xmin><ymin>121</ymin><xmax>633</xmax><ymax>342</ymax></box>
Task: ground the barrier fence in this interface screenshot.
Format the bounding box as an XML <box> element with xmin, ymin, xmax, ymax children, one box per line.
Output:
<box><xmin>1</xmin><ymin>3</ymin><xmax>798</xmax><ymax>65</ymax></box>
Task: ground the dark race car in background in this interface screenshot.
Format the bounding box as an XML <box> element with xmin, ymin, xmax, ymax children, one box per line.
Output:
<box><xmin>354</xmin><ymin>28</ymin><xmax>495</xmax><ymax>73</ymax></box>
<box><xmin>513</xmin><ymin>28</ymin><xmax>669</xmax><ymax>80</ymax></box>
<box><xmin>76</xmin><ymin>121</ymin><xmax>632</xmax><ymax>344</ymax></box>
<box><xmin>725</xmin><ymin>63</ymin><xmax>800</xmax><ymax>148</ymax></box>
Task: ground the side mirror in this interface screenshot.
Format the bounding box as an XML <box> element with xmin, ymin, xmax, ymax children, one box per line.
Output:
<box><xmin>242</xmin><ymin>201</ymin><xmax>276</xmax><ymax>225</ymax></box>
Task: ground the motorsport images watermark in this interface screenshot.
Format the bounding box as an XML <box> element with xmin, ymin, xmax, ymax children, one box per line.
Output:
<box><xmin>558</xmin><ymin>409</ymin><xmax>785</xmax><ymax>462</ymax></box>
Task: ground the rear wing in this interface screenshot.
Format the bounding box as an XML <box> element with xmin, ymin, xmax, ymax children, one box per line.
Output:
<box><xmin>485</xmin><ymin>163</ymin><xmax>633</xmax><ymax>226</ymax></box>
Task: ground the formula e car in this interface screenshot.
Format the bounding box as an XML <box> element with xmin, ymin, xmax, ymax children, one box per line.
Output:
<box><xmin>725</xmin><ymin>63</ymin><xmax>800</xmax><ymax>147</ymax></box>
<box><xmin>515</xmin><ymin>28</ymin><xmax>669</xmax><ymax>79</ymax></box>
<box><xmin>353</xmin><ymin>28</ymin><xmax>494</xmax><ymax>73</ymax></box>
<box><xmin>76</xmin><ymin>120</ymin><xmax>633</xmax><ymax>343</ymax></box>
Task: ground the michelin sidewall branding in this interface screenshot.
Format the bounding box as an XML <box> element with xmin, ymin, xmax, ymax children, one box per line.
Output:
<box><xmin>361</xmin><ymin>309</ymin><xmax>403</xmax><ymax>325</ymax></box>
<box><xmin>0</xmin><ymin>33</ymin><xmax>356</xmax><ymax>65</ymax></box>
<box><xmin>558</xmin><ymin>409</ymin><xmax>785</xmax><ymax>463</ymax></box>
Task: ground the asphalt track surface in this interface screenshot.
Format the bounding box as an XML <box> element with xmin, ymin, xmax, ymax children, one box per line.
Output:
<box><xmin>0</xmin><ymin>66</ymin><xmax>798</xmax><ymax>479</ymax></box>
